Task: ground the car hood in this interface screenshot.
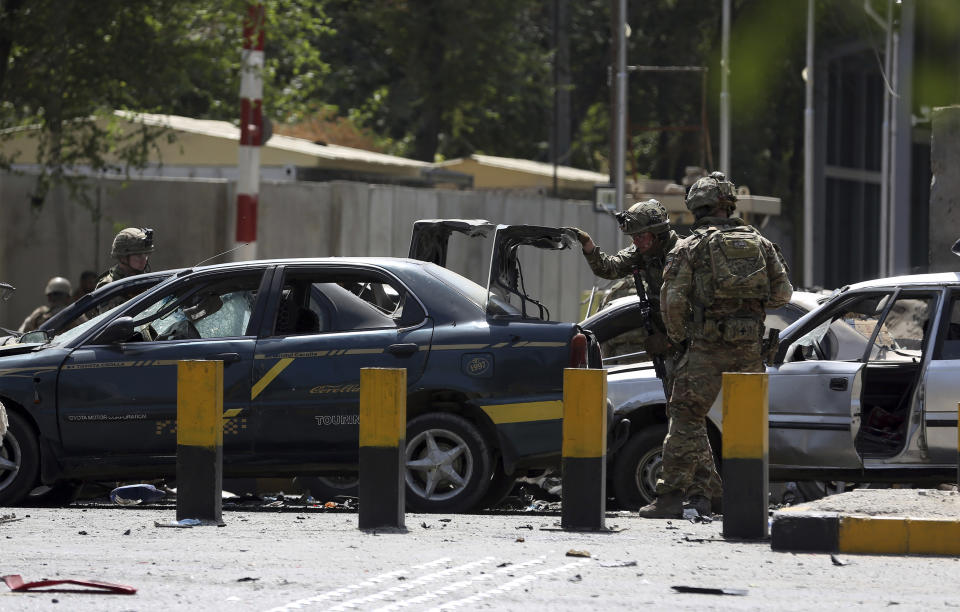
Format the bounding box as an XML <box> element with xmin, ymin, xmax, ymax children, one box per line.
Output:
<box><xmin>487</xmin><ymin>225</ymin><xmax>578</xmax><ymax>320</ymax></box>
<box><xmin>408</xmin><ymin>219</ymin><xmax>496</xmax><ymax>267</ymax></box>
<box><xmin>606</xmin><ymin>362</ymin><xmax>666</xmax><ymax>415</ymax></box>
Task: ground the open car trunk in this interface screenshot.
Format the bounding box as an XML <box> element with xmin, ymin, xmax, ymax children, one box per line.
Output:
<box><xmin>408</xmin><ymin>219</ymin><xmax>578</xmax><ymax>321</ymax></box>
<box><xmin>408</xmin><ymin>219</ymin><xmax>495</xmax><ymax>267</ymax></box>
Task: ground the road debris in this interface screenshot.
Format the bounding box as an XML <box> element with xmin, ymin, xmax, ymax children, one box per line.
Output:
<box><xmin>3</xmin><ymin>574</ymin><xmax>136</xmax><ymax>595</ymax></box>
<box><xmin>566</xmin><ymin>550</ymin><xmax>591</xmax><ymax>558</ymax></box>
<box><xmin>236</xmin><ymin>577</ymin><xmax>259</xmax><ymax>582</ymax></box>
<box><xmin>597</xmin><ymin>560</ymin><xmax>638</xmax><ymax>568</ymax></box>
<box><xmin>154</xmin><ymin>518</ymin><xmax>201</xmax><ymax>528</ymax></box>
<box><xmin>110</xmin><ymin>484</ymin><xmax>167</xmax><ymax>506</ymax></box>
<box><xmin>516</xmin><ymin>536</ymin><xmax>525</xmax><ymax>543</ymax></box>
<box><xmin>830</xmin><ymin>554</ymin><xmax>851</xmax><ymax>566</ymax></box>
<box><xmin>672</xmin><ymin>585</ymin><xmax>748</xmax><ymax>596</ymax></box>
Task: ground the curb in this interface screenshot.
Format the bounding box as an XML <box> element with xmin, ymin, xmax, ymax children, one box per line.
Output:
<box><xmin>771</xmin><ymin>508</ymin><xmax>960</xmax><ymax>555</ymax></box>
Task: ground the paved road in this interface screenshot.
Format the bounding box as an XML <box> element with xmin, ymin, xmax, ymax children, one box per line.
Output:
<box><xmin>2</xmin><ymin>504</ymin><xmax>959</xmax><ymax>611</ymax></box>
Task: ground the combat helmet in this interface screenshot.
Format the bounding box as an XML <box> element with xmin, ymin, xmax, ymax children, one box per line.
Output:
<box><xmin>44</xmin><ymin>276</ymin><xmax>71</xmax><ymax>296</ymax></box>
<box><xmin>685</xmin><ymin>171</ymin><xmax>737</xmax><ymax>218</ymax></box>
<box><xmin>614</xmin><ymin>199</ymin><xmax>670</xmax><ymax>236</ymax></box>
<box><xmin>111</xmin><ymin>227</ymin><xmax>154</xmax><ymax>259</ymax></box>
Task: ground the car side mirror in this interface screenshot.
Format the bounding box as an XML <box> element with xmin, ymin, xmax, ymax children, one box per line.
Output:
<box><xmin>95</xmin><ymin>316</ymin><xmax>136</xmax><ymax>344</ymax></box>
<box><xmin>19</xmin><ymin>329</ymin><xmax>51</xmax><ymax>344</ymax></box>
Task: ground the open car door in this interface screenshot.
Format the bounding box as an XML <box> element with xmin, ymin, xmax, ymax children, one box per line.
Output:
<box><xmin>757</xmin><ymin>291</ymin><xmax>889</xmax><ymax>472</ymax></box>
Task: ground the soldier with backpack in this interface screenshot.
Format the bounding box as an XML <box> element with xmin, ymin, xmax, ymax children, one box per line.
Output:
<box><xmin>637</xmin><ymin>171</ymin><xmax>793</xmax><ymax>519</ymax></box>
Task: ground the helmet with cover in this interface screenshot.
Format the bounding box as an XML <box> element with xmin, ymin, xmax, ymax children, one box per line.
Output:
<box><xmin>111</xmin><ymin>227</ymin><xmax>155</xmax><ymax>259</ymax></box>
<box><xmin>44</xmin><ymin>276</ymin><xmax>72</xmax><ymax>296</ymax></box>
<box><xmin>614</xmin><ymin>199</ymin><xmax>670</xmax><ymax>236</ymax></box>
<box><xmin>685</xmin><ymin>171</ymin><xmax>738</xmax><ymax>218</ymax></box>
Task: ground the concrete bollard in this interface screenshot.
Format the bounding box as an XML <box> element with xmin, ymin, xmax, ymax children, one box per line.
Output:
<box><xmin>358</xmin><ymin>367</ymin><xmax>406</xmax><ymax>530</ymax></box>
<box><xmin>561</xmin><ymin>368</ymin><xmax>607</xmax><ymax>531</ymax></box>
<box><xmin>721</xmin><ymin>372</ymin><xmax>769</xmax><ymax>539</ymax></box>
<box><xmin>176</xmin><ymin>360</ymin><xmax>224</xmax><ymax>524</ymax></box>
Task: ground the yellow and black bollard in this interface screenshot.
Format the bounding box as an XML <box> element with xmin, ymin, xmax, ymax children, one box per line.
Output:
<box><xmin>358</xmin><ymin>367</ymin><xmax>407</xmax><ymax>530</ymax></box>
<box><xmin>176</xmin><ymin>360</ymin><xmax>224</xmax><ymax>524</ymax></box>
<box><xmin>561</xmin><ymin>368</ymin><xmax>607</xmax><ymax>531</ymax></box>
<box><xmin>721</xmin><ymin>372</ymin><xmax>769</xmax><ymax>539</ymax></box>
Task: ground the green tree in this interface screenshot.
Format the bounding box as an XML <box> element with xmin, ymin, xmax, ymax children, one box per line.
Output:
<box><xmin>0</xmin><ymin>0</ymin><xmax>329</xmax><ymax>207</ymax></box>
<box><xmin>315</xmin><ymin>0</ymin><xmax>554</xmax><ymax>162</ymax></box>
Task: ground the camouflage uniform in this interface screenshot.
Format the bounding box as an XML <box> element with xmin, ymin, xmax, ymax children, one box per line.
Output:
<box><xmin>18</xmin><ymin>277</ymin><xmax>73</xmax><ymax>333</ymax></box>
<box><xmin>18</xmin><ymin>304</ymin><xmax>66</xmax><ymax>333</ymax></box>
<box><xmin>584</xmin><ymin>230</ymin><xmax>680</xmax><ymax>385</ymax></box>
<box><xmin>93</xmin><ymin>227</ymin><xmax>154</xmax><ymax>315</ymax></box>
<box><xmin>659</xmin><ymin>215</ymin><xmax>792</xmax><ymax>503</ymax></box>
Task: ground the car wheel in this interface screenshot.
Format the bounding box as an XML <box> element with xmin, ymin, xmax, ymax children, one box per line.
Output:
<box><xmin>295</xmin><ymin>474</ymin><xmax>359</xmax><ymax>503</ymax></box>
<box><xmin>477</xmin><ymin>461</ymin><xmax>518</xmax><ymax>509</ymax></box>
<box><xmin>611</xmin><ymin>424</ymin><xmax>667</xmax><ymax>510</ymax></box>
<box><xmin>0</xmin><ymin>411</ymin><xmax>41</xmax><ymax>506</ymax></box>
<box><xmin>404</xmin><ymin>413</ymin><xmax>492</xmax><ymax>513</ymax></box>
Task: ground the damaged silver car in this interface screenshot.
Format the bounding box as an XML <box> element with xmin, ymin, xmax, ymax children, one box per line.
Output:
<box><xmin>601</xmin><ymin>273</ymin><xmax>960</xmax><ymax>508</ymax></box>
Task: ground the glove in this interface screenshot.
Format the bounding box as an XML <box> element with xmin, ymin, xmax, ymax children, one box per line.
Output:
<box><xmin>644</xmin><ymin>332</ymin><xmax>672</xmax><ymax>356</ymax></box>
<box><xmin>570</xmin><ymin>227</ymin><xmax>592</xmax><ymax>247</ymax></box>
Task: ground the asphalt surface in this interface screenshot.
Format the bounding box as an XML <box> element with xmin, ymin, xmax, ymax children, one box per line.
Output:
<box><xmin>3</xmin><ymin>498</ymin><xmax>960</xmax><ymax>611</ymax></box>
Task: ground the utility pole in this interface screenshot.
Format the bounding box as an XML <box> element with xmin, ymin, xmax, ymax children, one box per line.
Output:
<box><xmin>803</xmin><ymin>0</ymin><xmax>815</xmax><ymax>288</ymax></box>
<box><xmin>720</xmin><ymin>0</ymin><xmax>731</xmax><ymax>176</ymax></box>
<box><xmin>236</xmin><ymin>3</ymin><xmax>265</xmax><ymax>260</ymax></box>
<box><xmin>612</xmin><ymin>0</ymin><xmax>627</xmax><ymax>210</ymax></box>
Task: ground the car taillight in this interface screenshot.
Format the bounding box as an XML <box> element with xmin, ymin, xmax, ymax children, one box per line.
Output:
<box><xmin>569</xmin><ymin>332</ymin><xmax>588</xmax><ymax>368</ymax></box>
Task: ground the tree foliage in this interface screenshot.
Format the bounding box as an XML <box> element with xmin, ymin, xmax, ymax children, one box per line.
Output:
<box><xmin>314</xmin><ymin>0</ymin><xmax>554</xmax><ymax>162</ymax></box>
<box><xmin>0</xmin><ymin>0</ymin><xmax>330</xmax><ymax>206</ymax></box>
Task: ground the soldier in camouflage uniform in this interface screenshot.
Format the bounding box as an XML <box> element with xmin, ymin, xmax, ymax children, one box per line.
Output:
<box><xmin>18</xmin><ymin>277</ymin><xmax>73</xmax><ymax>332</ymax></box>
<box><xmin>94</xmin><ymin>227</ymin><xmax>155</xmax><ymax>314</ymax></box>
<box><xmin>637</xmin><ymin>172</ymin><xmax>793</xmax><ymax>518</ymax></box>
<box><xmin>571</xmin><ymin>199</ymin><xmax>681</xmax><ymax>387</ymax></box>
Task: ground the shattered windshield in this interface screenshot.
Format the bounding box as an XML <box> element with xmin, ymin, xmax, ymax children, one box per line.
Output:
<box><xmin>49</xmin><ymin>304</ymin><xmax>123</xmax><ymax>346</ymax></box>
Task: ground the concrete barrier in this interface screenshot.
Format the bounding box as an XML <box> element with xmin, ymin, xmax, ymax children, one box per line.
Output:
<box><xmin>561</xmin><ymin>368</ymin><xmax>607</xmax><ymax>531</ymax></box>
<box><xmin>176</xmin><ymin>360</ymin><xmax>224</xmax><ymax>524</ymax></box>
<box><xmin>358</xmin><ymin>367</ymin><xmax>406</xmax><ymax>530</ymax></box>
<box><xmin>721</xmin><ymin>372</ymin><xmax>769</xmax><ymax>539</ymax></box>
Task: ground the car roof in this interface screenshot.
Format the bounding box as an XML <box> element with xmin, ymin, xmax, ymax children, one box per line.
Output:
<box><xmin>184</xmin><ymin>257</ymin><xmax>431</xmax><ymax>274</ymax></box>
<box><xmin>843</xmin><ymin>271</ymin><xmax>960</xmax><ymax>291</ymax></box>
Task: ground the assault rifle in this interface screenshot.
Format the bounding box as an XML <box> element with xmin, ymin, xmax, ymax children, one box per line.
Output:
<box><xmin>632</xmin><ymin>266</ymin><xmax>669</xmax><ymax>396</ymax></box>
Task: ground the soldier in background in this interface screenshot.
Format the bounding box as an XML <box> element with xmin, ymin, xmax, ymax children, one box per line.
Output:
<box><xmin>19</xmin><ymin>276</ymin><xmax>73</xmax><ymax>332</ymax></box>
<box><xmin>97</xmin><ymin>227</ymin><xmax>154</xmax><ymax>289</ymax></box>
<box><xmin>638</xmin><ymin>171</ymin><xmax>793</xmax><ymax>519</ymax></box>
<box><xmin>72</xmin><ymin>270</ymin><xmax>98</xmax><ymax>301</ymax></box>
<box><xmin>94</xmin><ymin>227</ymin><xmax>155</xmax><ymax>314</ymax></box>
<box><xmin>571</xmin><ymin>199</ymin><xmax>681</xmax><ymax>385</ymax></box>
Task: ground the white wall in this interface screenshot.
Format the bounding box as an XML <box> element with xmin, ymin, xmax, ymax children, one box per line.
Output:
<box><xmin>0</xmin><ymin>174</ymin><xmax>625</xmax><ymax>327</ymax></box>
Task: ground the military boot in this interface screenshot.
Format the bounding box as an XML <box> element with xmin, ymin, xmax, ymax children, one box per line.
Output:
<box><xmin>636</xmin><ymin>491</ymin><xmax>683</xmax><ymax>519</ymax></box>
<box><xmin>684</xmin><ymin>494</ymin><xmax>712</xmax><ymax>517</ymax></box>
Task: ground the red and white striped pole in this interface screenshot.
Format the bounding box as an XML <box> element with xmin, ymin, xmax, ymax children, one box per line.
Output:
<box><xmin>236</xmin><ymin>2</ymin><xmax>265</xmax><ymax>260</ymax></box>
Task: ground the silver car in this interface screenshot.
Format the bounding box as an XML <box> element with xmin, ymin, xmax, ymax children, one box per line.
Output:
<box><xmin>600</xmin><ymin>274</ymin><xmax>960</xmax><ymax>508</ymax></box>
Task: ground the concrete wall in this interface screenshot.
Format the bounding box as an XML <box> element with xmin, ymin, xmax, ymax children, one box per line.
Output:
<box><xmin>0</xmin><ymin>173</ymin><xmax>623</xmax><ymax>328</ymax></box>
<box><xmin>929</xmin><ymin>106</ymin><xmax>960</xmax><ymax>273</ymax></box>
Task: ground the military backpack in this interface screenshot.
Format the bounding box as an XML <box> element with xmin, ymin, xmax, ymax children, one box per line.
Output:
<box><xmin>693</xmin><ymin>225</ymin><xmax>771</xmax><ymax>304</ymax></box>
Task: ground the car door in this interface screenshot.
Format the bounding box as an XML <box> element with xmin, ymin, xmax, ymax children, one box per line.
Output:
<box><xmin>250</xmin><ymin>264</ymin><xmax>433</xmax><ymax>463</ymax></box>
<box><xmin>56</xmin><ymin>268</ymin><xmax>270</xmax><ymax>457</ymax></box>
<box><xmin>761</xmin><ymin>291</ymin><xmax>895</xmax><ymax>471</ymax></box>
<box><xmin>921</xmin><ymin>287</ymin><xmax>960</xmax><ymax>465</ymax></box>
